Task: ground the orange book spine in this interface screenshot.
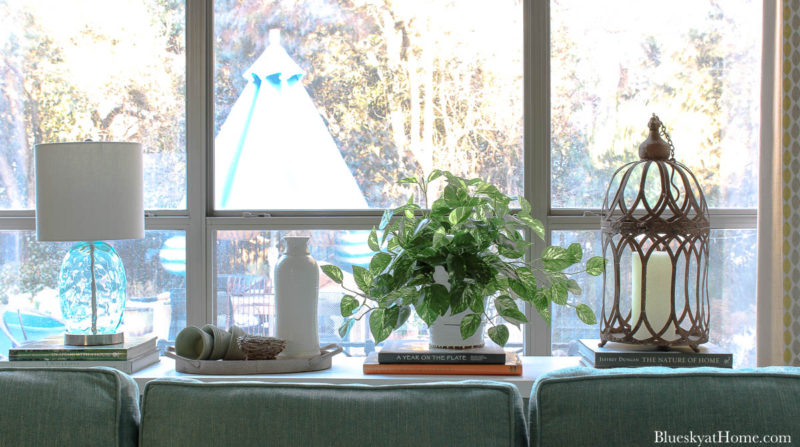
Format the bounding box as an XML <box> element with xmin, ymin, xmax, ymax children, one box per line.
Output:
<box><xmin>363</xmin><ymin>355</ymin><xmax>523</xmax><ymax>376</ymax></box>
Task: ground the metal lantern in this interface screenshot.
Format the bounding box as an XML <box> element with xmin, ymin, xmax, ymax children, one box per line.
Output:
<box><xmin>599</xmin><ymin>114</ymin><xmax>710</xmax><ymax>351</ymax></box>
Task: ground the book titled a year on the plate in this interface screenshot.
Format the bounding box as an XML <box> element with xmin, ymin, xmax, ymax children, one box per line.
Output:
<box><xmin>364</xmin><ymin>351</ymin><xmax>522</xmax><ymax>376</ymax></box>
<box><xmin>378</xmin><ymin>339</ymin><xmax>507</xmax><ymax>364</ymax></box>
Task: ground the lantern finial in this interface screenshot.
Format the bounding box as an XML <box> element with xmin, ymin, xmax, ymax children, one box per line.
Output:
<box><xmin>638</xmin><ymin>114</ymin><xmax>671</xmax><ymax>160</ymax></box>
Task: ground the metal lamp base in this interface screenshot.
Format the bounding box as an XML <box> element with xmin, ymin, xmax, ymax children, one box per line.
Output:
<box><xmin>64</xmin><ymin>332</ymin><xmax>125</xmax><ymax>346</ymax></box>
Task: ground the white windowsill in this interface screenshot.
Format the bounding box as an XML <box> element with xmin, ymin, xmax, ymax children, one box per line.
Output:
<box><xmin>131</xmin><ymin>355</ymin><xmax>580</xmax><ymax>397</ymax></box>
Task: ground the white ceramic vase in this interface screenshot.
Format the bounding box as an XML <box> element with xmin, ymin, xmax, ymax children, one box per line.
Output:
<box><xmin>428</xmin><ymin>266</ymin><xmax>485</xmax><ymax>349</ymax></box>
<box><xmin>274</xmin><ymin>236</ymin><xmax>320</xmax><ymax>358</ymax></box>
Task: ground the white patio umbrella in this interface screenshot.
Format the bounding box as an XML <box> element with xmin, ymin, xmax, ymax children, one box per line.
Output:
<box><xmin>215</xmin><ymin>29</ymin><xmax>367</xmax><ymax>210</ymax></box>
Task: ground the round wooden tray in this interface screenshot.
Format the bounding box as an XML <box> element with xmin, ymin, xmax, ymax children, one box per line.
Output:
<box><xmin>165</xmin><ymin>344</ymin><xmax>343</xmax><ymax>375</ymax></box>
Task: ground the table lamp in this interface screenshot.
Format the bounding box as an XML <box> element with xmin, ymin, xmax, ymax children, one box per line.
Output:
<box><xmin>35</xmin><ymin>141</ymin><xmax>144</xmax><ymax>346</ymax></box>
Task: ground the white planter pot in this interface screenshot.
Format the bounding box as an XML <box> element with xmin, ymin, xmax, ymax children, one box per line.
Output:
<box><xmin>428</xmin><ymin>266</ymin><xmax>486</xmax><ymax>349</ymax></box>
<box><xmin>429</xmin><ymin>309</ymin><xmax>486</xmax><ymax>349</ymax></box>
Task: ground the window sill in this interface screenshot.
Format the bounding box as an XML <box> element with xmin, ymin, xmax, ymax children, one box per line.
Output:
<box><xmin>131</xmin><ymin>355</ymin><xmax>581</xmax><ymax>397</ymax></box>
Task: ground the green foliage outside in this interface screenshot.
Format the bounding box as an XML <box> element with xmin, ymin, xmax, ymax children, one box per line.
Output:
<box><xmin>214</xmin><ymin>0</ymin><xmax>524</xmax><ymax>209</ymax></box>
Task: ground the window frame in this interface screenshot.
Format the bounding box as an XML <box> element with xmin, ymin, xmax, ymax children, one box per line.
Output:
<box><xmin>0</xmin><ymin>0</ymin><xmax>763</xmax><ymax>356</ymax></box>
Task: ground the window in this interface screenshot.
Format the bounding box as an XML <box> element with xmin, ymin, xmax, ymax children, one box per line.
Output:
<box><xmin>0</xmin><ymin>0</ymin><xmax>185</xmax><ymax>357</ymax></box>
<box><xmin>0</xmin><ymin>0</ymin><xmax>766</xmax><ymax>366</ymax></box>
<box><xmin>549</xmin><ymin>0</ymin><xmax>761</xmax><ymax>367</ymax></box>
<box><xmin>210</xmin><ymin>0</ymin><xmax>524</xmax><ymax>355</ymax></box>
<box><xmin>213</xmin><ymin>1</ymin><xmax>523</xmax><ymax>211</ymax></box>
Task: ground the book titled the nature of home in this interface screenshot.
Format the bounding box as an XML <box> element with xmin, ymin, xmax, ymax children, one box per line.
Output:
<box><xmin>364</xmin><ymin>351</ymin><xmax>522</xmax><ymax>376</ymax></box>
<box><xmin>378</xmin><ymin>339</ymin><xmax>507</xmax><ymax>364</ymax></box>
<box><xmin>8</xmin><ymin>335</ymin><xmax>158</xmax><ymax>361</ymax></box>
<box><xmin>578</xmin><ymin>339</ymin><xmax>733</xmax><ymax>369</ymax></box>
<box><xmin>3</xmin><ymin>350</ymin><xmax>160</xmax><ymax>374</ymax></box>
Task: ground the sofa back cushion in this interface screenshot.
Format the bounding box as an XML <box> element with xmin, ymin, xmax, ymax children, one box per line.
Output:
<box><xmin>141</xmin><ymin>379</ymin><xmax>527</xmax><ymax>447</ymax></box>
<box><xmin>529</xmin><ymin>366</ymin><xmax>800</xmax><ymax>447</ymax></box>
<box><xmin>0</xmin><ymin>366</ymin><xmax>140</xmax><ymax>447</ymax></box>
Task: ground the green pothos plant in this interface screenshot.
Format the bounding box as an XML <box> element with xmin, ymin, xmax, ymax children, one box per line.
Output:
<box><xmin>322</xmin><ymin>170</ymin><xmax>605</xmax><ymax>347</ymax></box>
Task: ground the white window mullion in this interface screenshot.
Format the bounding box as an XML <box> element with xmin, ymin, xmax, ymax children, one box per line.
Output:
<box><xmin>526</xmin><ymin>0</ymin><xmax>551</xmax><ymax>356</ymax></box>
<box><xmin>186</xmin><ymin>0</ymin><xmax>211</xmax><ymax>327</ymax></box>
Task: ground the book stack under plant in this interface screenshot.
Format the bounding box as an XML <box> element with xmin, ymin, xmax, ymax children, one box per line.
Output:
<box><xmin>363</xmin><ymin>340</ymin><xmax>522</xmax><ymax>376</ymax></box>
<box><xmin>6</xmin><ymin>335</ymin><xmax>159</xmax><ymax>374</ymax></box>
<box><xmin>577</xmin><ymin>339</ymin><xmax>733</xmax><ymax>369</ymax></box>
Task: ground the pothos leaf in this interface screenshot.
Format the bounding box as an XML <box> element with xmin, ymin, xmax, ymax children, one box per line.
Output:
<box><xmin>518</xmin><ymin>196</ymin><xmax>532</xmax><ymax>216</ymax></box>
<box><xmin>576</xmin><ymin>304</ymin><xmax>597</xmax><ymax>325</ymax></box>
<box><xmin>541</xmin><ymin>246</ymin><xmax>573</xmax><ymax>271</ymax></box>
<box><xmin>448</xmin><ymin>206</ymin><xmax>472</xmax><ymax>226</ymax></box>
<box><xmin>567</xmin><ymin>243</ymin><xmax>583</xmax><ymax>263</ymax></box>
<box><xmin>586</xmin><ymin>257</ymin><xmax>607</xmax><ymax>276</ymax></box>
<box><xmin>352</xmin><ymin>265</ymin><xmax>373</xmax><ymax>293</ymax></box>
<box><xmin>321</xmin><ymin>264</ymin><xmax>344</xmax><ymax>284</ymax></box>
<box><xmin>426</xmin><ymin>284</ymin><xmax>450</xmax><ymax>317</ymax></box>
<box><xmin>369</xmin><ymin>252</ymin><xmax>392</xmax><ymax>276</ymax></box>
<box><xmin>495</xmin><ymin>295</ymin><xmax>527</xmax><ymax>326</ymax></box>
<box><xmin>550</xmin><ymin>281</ymin><xmax>568</xmax><ymax>305</ymax></box>
<box><xmin>338</xmin><ymin>318</ymin><xmax>355</xmax><ymax>338</ymax></box>
<box><xmin>340</xmin><ymin>295</ymin><xmax>359</xmax><ymax>317</ymax></box>
<box><xmin>538</xmin><ymin>306</ymin><xmax>552</xmax><ymax>324</ymax></box>
<box><xmin>427</xmin><ymin>169</ymin><xmax>445</xmax><ymax>183</ymax></box>
<box><xmin>566</xmin><ymin>279</ymin><xmax>582</xmax><ymax>296</ymax></box>
<box><xmin>432</xmin><ymin>226</ymin><xmax>448</xmax><ymax>249</ymax></box>
<box><xmin>460</xmin><ymin>313</ymin><xmax>482</xmax><ymax>339</ymax></box>
<box><xmin>369</xmin><ymin>308</ymin><xmax>395</xmax><ymax>344</ymax></box>
<box><xmin>368</xmin><ymin>226</ymin><xmax>380</xmax><ymax>252</ymax></box>
<box><xmin>515</xmin><ymin>267</ymin><xmax>537</xmax><ymax>290</ymax></box>
<box><xmin>415</xmin><ymin>297</ymin><xmax>439</xmax><ymax>327</ymax></box>
<box><xmin>508</xmin><ymin>278</ymin><xmax>531</xmax><ymax>300</ymax></box>
<box><xmin>488</xmin><ymin>324</ymin><xmax>510</xmax><ymax>347</ymax></box>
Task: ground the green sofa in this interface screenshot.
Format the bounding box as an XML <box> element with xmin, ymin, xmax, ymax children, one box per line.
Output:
<box><xmin>3</xmin><ymin>365</ymin><xmax>800</xmax><ymax>447</ymax></box>
<box><xmin>0</xmin><ymin>367</ymin><xmax>527</xmax><ymax>447</ymax></box>
<box><xmin>0</xmin><ymin>367</ymin><xmax>140</xmax><ymax>447</ymax></box>
<box><xmin>529</xmin><ymin>366</ymin><xmax>800</xmax><ymax>447</ymax></box>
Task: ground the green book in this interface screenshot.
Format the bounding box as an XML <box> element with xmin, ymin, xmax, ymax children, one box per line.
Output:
<box><xmin>2</xmin><ymin>350</ymin><xmax>160</xmax><ymax>374</ymax></box>
<box><xmin>8</xmin><ymin>335</ymin><xmax>157</xmax><ymax>361</ymax></box>
<box><xmin>578</xmin><ymin>339</ymin><xmax>733</xmax><ymax>369</ymax></box>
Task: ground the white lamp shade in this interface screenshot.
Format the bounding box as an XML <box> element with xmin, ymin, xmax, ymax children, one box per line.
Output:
<box><xmin>35</xmin><ymin>142</ymin><xmax>144</xmax><ymax>242</ymax></box>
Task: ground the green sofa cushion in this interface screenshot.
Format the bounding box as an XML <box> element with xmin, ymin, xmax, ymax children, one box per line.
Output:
<box><xmin>0</xmin><ymin>366</ymin><xmax>140</xmax><ymax>447</ymax></box>
<box><xmin>529</xmin><ymin>366</ymin><xmax>800</xmax><ymax>447</ymax></box>
<box><xmin>141</xmin><ymin>379</ymin><xmax>527</xmax><ymax>447</ymax></box>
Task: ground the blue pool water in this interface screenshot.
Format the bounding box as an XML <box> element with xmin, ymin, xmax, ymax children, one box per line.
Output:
<box><xmin>0</xmin><ymin>310</ymin><xmax>65</xmax><ymax>358</ymax></box>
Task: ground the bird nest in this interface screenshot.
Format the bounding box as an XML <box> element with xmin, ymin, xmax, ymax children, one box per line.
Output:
<box><xmin>236</xmin><ymin>335</ymin><xmax>287</xmax><ymax>360</ymax></box>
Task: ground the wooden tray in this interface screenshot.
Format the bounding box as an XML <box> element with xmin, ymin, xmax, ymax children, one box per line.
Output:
<box><xmin>165</xmin><ymin>344</ymin><xmax>343</xmax><ymax>375</ymax></box>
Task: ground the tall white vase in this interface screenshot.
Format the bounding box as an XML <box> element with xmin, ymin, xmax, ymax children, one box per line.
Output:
<box><xmin>274</xmin><ymin>236</ymin><xmax>320</xmax><ymax>358</ymax></box>
<box><xmin>428</xmin><ymin>266</ymin><xmax>485</xmax><ymax>349</ymax></box>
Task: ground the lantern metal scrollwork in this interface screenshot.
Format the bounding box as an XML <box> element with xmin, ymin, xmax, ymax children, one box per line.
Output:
<box><xmin>599</xmin><ymin>114</ymin><xmax>710</xmax><ymax>351</ymax></box>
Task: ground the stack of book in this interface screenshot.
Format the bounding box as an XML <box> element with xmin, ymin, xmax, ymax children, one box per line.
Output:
<box><xmin>577</xmin><ymin>339</ymin><xmax>733</xmax><ymax>369</ymax></box>
<box><xmin>363</xmin><ymin>340</ymin><xmax>522</xmax><ymax>376</ymax></box>
<box><xmin>6</xmin><ymin>335</ymin><xmax>160</xmax><ymax>374</ymax></box>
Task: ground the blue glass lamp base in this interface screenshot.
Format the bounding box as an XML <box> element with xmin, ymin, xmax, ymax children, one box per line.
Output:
<box><xmin>59</xmin><ymin>241</ymin><xmax>128</xmax><ymax>346</ymax></box>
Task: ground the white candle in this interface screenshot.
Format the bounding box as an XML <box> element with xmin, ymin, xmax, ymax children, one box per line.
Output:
<box><xmin>631</xmin><ymin>251</ymin><xmax>678</xmax><ymax>341</ymax></box>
